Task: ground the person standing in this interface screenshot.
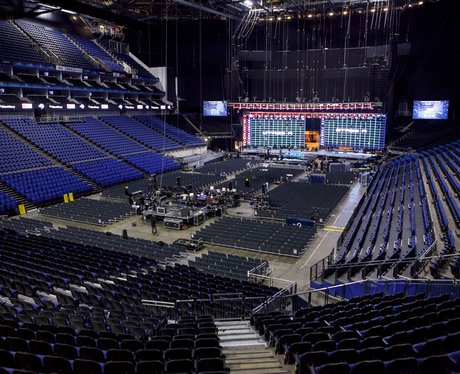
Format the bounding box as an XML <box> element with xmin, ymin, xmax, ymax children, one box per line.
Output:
<box><xmin>151</xmin><ymin>215</ymin><xmax>157</xmax><ymax>235</ymax></box>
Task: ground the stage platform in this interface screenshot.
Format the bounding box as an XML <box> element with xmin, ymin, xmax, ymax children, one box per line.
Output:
<box><xmin>240</xmin><ymin>147</ymin><xmax>377</xmax><ymax>160</ymax></box>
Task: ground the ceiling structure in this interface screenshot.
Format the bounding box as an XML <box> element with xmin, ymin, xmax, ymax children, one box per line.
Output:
<box><xmin>0</xmin><ymin>0</ymin><xmax>438</xmax><ymax>22</ymax></box>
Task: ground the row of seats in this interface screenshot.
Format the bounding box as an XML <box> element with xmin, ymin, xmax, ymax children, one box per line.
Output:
<box><xmin>2</xmin><ymin>117</ymin><xmax>143</xmax><ymax>188</ymax></box>
<box><xmin>251</xmin><ymin>292</ymin><xmax>460</xmax><ymax>374</ymax></box>
<box><xmin>65</xmin><ymin>118</ymin><xmax>181</xmax><ymax>174</ymax></box>
<box><xmin>256</xmin><ymin>182</ymin><xmax>349</xmax><ymax>223</ymax></box>
<box><xmin>135</xmin><ymin>116</ymin><xmax>204</xmax><ymax>147</ymax></box>
<box><xmin>192</xmin><ymin>216</ymin><xmax>315</xmax><ymax>257</ymax></box>
<box><xmin>39</xmin><ymin>198</ymin><xmax>136</xmax><ymax>226</ymax></box>
<box><xmin>100</xmin><ymin>116</ymin><xmax>180</xmax><ymax>151</ymax></box>
<box><xmin>189</xmin><ymin>251</ymin><xmax>268</xmax><ymax>280</ymax></box>
<box><xmin>0</xmin><ymin>189</ymin><xmax>17</xmax><ymax>214</ymax></box>
<box><xmin>324</xmin><ymin>155</ymin><xmax>435</xmax><ymax>280</ymax></box>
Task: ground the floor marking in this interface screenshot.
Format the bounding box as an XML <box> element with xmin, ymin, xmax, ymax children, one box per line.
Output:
<box><xmin>300</xmin><ymin>231</ymin><xmax>330</xmax><ymax>269</ymax></box>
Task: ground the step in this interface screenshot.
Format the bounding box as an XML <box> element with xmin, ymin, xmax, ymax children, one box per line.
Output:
<box><xmin>223</xmin><ymin>348</ymin><xmax>268</xmax><ymax>355</ymax></box>
<box><xmin>228</xmin><ymin>362</ymin><xmax>283</xmax><ymax>370</ymax></box>
<box><xmin>221</xmin><ymin>340</ymin><xmax>266</xmax><ymax>348</ymax></box>
<box><xmin>219</xmin><ymin>333</ymin><xmax>260</xmax><ymax>341</ymax></box>
<box><xmin>219</xmin><ymin>328</ymin><xmax>254</xmax><ymax>335</ymax></box>
<box><xmin>217</xmin><ymin>324</ymin><xmax>251</xmax><ymax>330</ymax></box>
<box><xmin>228</xmin><ymin>368</ymin><xmax>290</xmax><ymax>374</ymax></box>
<box><xmin>227</xmin><ymin>357</ymin><xmax>281</xmax><ymax>365</ymax></box>
<box><xmin>215</xmin><ymin>320</ymin><xmax>249</xmax><ymax>326</ymax></box>
<box><xmin>224</xmin><ymin>351</ymin><xmax>272</xmax><ymax>359</ymax></box>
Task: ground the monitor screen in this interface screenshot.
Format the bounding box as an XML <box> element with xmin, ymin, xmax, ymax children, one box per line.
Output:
<box><xmin>413</xmin><ymin>100</ymin><xmax>449</xmax><ymax>120</ymax></box>
<box><xmin>203</xmin><ymin>101</ymin><xmax>227</xmax><ymax>116</ymax></box>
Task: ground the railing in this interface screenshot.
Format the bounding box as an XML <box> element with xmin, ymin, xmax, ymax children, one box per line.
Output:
<box><xmin>142</xmin><ymin>277</ymin><xmax>460</xmax><ymax>321</ymax></box>
<box><xmin>309</xmin><ymin>250</ymin><xmax>457</xmax><ymax>284</ymax></box>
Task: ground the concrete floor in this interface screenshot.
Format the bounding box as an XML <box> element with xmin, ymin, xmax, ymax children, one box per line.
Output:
<box><xmin>28</xmin><ymin>179</ymin><xmax>366</xmax><ymax>295</ymax></box>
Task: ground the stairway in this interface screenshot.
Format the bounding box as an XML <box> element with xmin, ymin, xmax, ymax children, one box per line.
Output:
<box><xmin>0</xmin><ymin>182</ymin><xmax>35</xmax><ymax>212</ymax></box>
<box><xmin>216</xmin><ymin>321</ymin><xmax>290</xmax><ymax>374</ymax></box>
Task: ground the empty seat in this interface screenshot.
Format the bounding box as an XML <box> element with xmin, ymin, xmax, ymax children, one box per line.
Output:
<box><xmin>43</xmin><ymin>355</ymin><xmax>72</xmax><ymax>374</ymax></box>
<box><xmin>317</xmin><ymin>362</ymin><xmax>350</xmax><ymax>374</ymax></box>
<box><xmin>73</xmin><ymin>359</ymin><xmax>103</xmax><ymax>374</ymax></box>
<box><xmin>384</xmin><ymin>357</ymin><xmax>418</xmax><ymax>374</ymax></box>
<box><xmin>165</xmin><ymin>358</ymin><xmax>194</xmax><ymax>373</ymax></box>
<box><xmin>196</xmin><ymin>358</ymin><xmax>226</xmax><ymax>373</ymax></box>
<box><xmin>104</xmin><ymin>361</ymin><xmax>135</xmax><ymax>374</ymax></box>
<box><xmin>135</xmin><ymin>360</ymin><xmax>164</xmax><ymax>374</ymax></box>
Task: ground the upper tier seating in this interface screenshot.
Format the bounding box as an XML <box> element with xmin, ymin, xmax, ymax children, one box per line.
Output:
<box><xmin>0</xmin><ymin>189</ymin><xmax>17</xmax><ymax>214</ymax></box>
<box><xmin>114</xmin><ymin>53</ymin><xmax>155</xmax><ymax>78</ymax></box>
<box><xmin>100</xmin><ymin>116</ymin><xmax>180</xmax><ymax>151</ymax></box>
<box><xmin>16</xmin><ymin>20</ymin><xmax>95</xmax><ymax>70</ymax></box>
<box><xmin>135</xmin><ymin>115</ymin><xmax>204</xmax><ymax>147</ymax></box>
<box><xmin>65</xmin><ymin>118</ymin><xmax>180</xmax><ymax>174</ymax></box>
<box><xmin>252</xmin><ymin>292</ymin><xmax>460</xmax><ymax>374</ymax></box>
<box><xmin>2</xmin><ymin>118</ymin><xmax>142</xmax><ymax>187</ymax></box>
<box><xmin>0</xmin><ymin>126</ymin><xmax>91</xmax><ymax>205</ymax></box>
<box><xmin>0</xmin><ymin>20</ymin><xmax>48</xmax><ymax>66</ymax></box>
<box><xmin>70</xmin><ymin>35</ymin><xmax>125</xmax><ymax>73</ymax></box>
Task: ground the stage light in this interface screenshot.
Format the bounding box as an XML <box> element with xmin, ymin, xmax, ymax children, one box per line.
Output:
<box><xmin>418</xmin><ymin>1</ymin><xmax>423</xmax><ymax>4</ymax></box>
<box><xmin>277</xmin><ymin>16</ymin><xmax>282</xmax><ymax>20</ymax></box>
<box><xmin>38</xmin><ymin>103</ymin><xmax>45</xmax><ymax>110</ymax></box>
<box><xmin>329</xmin><ymin>11</ymin><xmax>334</xmax><ymax>16</ymax></box>
<box><xmin>371</xmin><ymin>8</ymin><xmax>376</xmax><ymax>12</ymax></box>
<box><xmin>408</xmin><ymin>3</ymin><xmax>413</xmax><ymax>7</ymax></box>
<box><xmin>358</xmin><ymin>10</ymin><xmax>362</xmax><ymax>13</ymax></box>
<box><xmin>118</xmin><ymin>104</ymin><xmax>123</xmax><ymax>110</ymax></box>
<box><xmin>286</xmin><ymin>15</ymin><xmax>292</xmax><ymax>20</ymax></box>
<box><xmin>307</xmin><ymin>14</ymin><xmax>313</xmax><ymax>18</ymax></box>
<box><xmin>383</xmin><ymin>7</ymin><xmax>388</xmax><ymax>11</ymax></box>
<box><xmin>343</xmin><ymin>11</ymin><xmax>347</xmax><ymax>15</ymax></box>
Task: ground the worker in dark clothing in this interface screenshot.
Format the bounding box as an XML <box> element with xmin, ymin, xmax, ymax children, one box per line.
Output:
<box><xmin>151</xmin><ymin>215</ymin><xmax>157</xmax><ymax>235</ymax></box>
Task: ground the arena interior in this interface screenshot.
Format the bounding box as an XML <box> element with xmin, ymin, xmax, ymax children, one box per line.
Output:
<box><xmin>0</xmin><ymin>0</ymin><xmax>460</xmax><ymax>373</ymax></box>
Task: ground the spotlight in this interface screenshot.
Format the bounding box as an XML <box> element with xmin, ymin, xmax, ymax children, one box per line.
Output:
<box><xmin>358</xmin><ymin>10</ymin><xmax>362</xmax><ymax>13</ymax></box>
<box><xmin>307</xmin><ymin>14</ymin><xmax>313</xmax><ymax>18</ymax></box>
<box><xmin>371</xmin><ymin>8</ymin><xmax>376</xmax><ymax>12</ymax></box>
<box><xmin>329</xmin><ymin>11</ymin><xmax>334</xmax><ymax>16</ymax></box>
<box><xmin>38</xmin><ymin>103</ymin><xmax>45</xmax><ymax>110</ymax></box>
<box><xmin>343</xmin><ymin>11</ymin><xmax>347</xmax><ymax>15</ymax></box>
<box><xmin>286</xmin><ymin>15</ymin><xmax>292</xmax><ymax>20</ymax></box>
<box><xmin>277</xmin><ymin>16</ymin><xmax>282</xmax><ymax>20</ymax></box>
<box><xmin>79</xmin><ymin>104</ymin><xmax>85</xmax><ymax>109</ymax></box>
<box><xmin>383</xmin><ymin>7</ymin><xmax>388</xmax><ymax>11</ymax></box>
<box><xmin>118</xmin><ymin>104</ymin><xmax>123</xmax><ymax>110</ymax></box>
<box><xmin>418</xmin><ymin>1</ymin><xmax>423</xmax><ymax>4</ymax></box>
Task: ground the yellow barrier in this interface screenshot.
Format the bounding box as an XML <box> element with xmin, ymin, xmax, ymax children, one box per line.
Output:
<box><xmin>68</xmin><ymin>192</ymin><xmax>74</xmax><ymax>202</ymax></box>
<box><xmin>18</xmin><ymin>204</ymin><xmax>26</xmax><ymax>215</ymax></box>
<box><xmin>63</xmin><ymin>194</ymin><xmax>69</xmax><ymax>203</ymax></box>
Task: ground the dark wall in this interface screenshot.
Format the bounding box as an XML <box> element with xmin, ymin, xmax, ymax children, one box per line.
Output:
<box><xmin>391</xmin><ymin>0</ymin><xmax>460</xmax><ymax>118</ymax></box>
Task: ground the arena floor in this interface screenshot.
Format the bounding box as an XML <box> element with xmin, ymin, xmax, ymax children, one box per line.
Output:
<box><xmin>25</xmin><ymin>178</ymin><xmax>366</xmax><ymax>294</ymax></box>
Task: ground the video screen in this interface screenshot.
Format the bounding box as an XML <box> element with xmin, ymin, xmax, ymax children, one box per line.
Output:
<box><xmin>203</xmin><ymin>101</ymin><xmax>227</xmax><ymax>116</ymax></box>
<box><xmin>320</xmin><ymin>114</ymin><xmax>386</xmax><ymax>150</ymax></box>
<box><xmin>413</xmin><ymin>100</ymin><xmax>449</xmax><ymax>120</ymax></box>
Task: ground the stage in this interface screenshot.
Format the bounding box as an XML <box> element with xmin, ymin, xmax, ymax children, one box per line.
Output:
<box><xmin>240</xmin><ymin>147</ymin><xmax>378</xmax><ymax>161</ymax></box>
